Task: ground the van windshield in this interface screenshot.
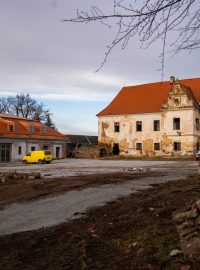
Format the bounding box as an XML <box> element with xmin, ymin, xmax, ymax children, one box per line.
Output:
<box><xmin>44</xmin><ymin>150</ymin><xmax>52</xmax><ymax>155</ymax></box>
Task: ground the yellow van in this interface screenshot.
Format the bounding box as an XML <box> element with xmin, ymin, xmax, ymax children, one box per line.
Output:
<box><xmin>23</xmin><ymin>150</ymin><xmax>53</xmax><ymax>164</ymax></box>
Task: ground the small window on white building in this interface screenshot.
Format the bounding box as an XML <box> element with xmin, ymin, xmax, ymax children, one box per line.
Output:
<box><xmin>31</xmin><ymin>146</ymin><xmax>36</xmax><ymax>151</ymax></box>
<box><xmin>114</xmin><ymin>122</ymin><xmax>120</xmax><ymax>132</ymax></box>
<box><xmin>174</xmin><ymin>142</ymin><xmax>181</xmax><ymax>151</ymax></box>
<box><xmin>154</xmin><ymin>143</ymin><xmax>160</xmax><ymax>151</ymax></box>
<box><xmin>153</xmin><ymin>120</ymin><xmax>160</xmax><ymax>131</ymax></box>
<box><xmin>136</xmin><ymin>143</ymin><xmax>142</xmax><ymax>150</ymax></box>
<box><xmin>173</xmin><ymin>118</ymin><xmax>180</xmax><ymax>130</ymax></box>
<box><xmin>18</xmin><ymin>146</ymin><xmax>22</xmax><ymax>155</ymax></box>
<box><xmin>136</xmin><ymin>121</ymin><xmax>142</xmax><ymax>132</ymax></box>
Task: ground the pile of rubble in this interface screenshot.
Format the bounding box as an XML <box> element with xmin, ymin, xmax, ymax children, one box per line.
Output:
<box><xmin>173</xmin><ymin>198</ymin><xmax>200</xmax><ymax>257</ymax></box>
<box><xmin>0</xmin><ymin>171</ymin><xmax>41</xmax><ymax>183</ymax></box>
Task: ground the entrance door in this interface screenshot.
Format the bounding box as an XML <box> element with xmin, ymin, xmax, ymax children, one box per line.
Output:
<box><xmin>56</xmin><ymin>147</ymin><xmax>60</xmax><ymax>158</ymax></box>
<box><xmin>0</xmin><ymin>144</ymin><xmax>11</xmax><ymax>162</ymax></box>
<box><xmin>113</xmin><ymin>143</ymin><xmax>119</xmax><ymax>155</ymax></box>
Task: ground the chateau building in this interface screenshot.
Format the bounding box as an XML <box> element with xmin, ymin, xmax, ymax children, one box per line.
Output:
<box><xmin>97</xmin><ymin>77</ymin><xmax>200</xmax><ymax>157</ymax></box>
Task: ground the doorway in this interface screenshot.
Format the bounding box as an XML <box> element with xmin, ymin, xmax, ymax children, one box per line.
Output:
<box><xmin>56</xmin><ymin>147</ymin><xmax>60</xmax><ymax>159</ymax></box>
<box><xmin>112</xmin><ymin>143</ymin><xmax>119</xmax><ymax>155</ymax></box>
<box><xmin>0</xmin><ymin>144</ymin><xmax>11</xmax><ymax>162</ymax></box>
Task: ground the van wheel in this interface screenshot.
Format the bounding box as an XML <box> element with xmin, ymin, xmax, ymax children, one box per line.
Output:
<box><xmin>38</xmin><ymin>160</ymin><xmax>43</xmax><ymax>164</ymax></box>
<box><xmin>46</xmin><ymin>161</ymin><xmax>51</xmax><ymax>164</ymax></box>
<box><xmin>23</xmin><ymin>160</ymin><xmax>27</xmax><ymax>164</ymax></box>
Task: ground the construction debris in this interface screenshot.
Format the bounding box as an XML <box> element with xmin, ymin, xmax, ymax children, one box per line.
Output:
<box><xmin>0</xmin><ymin>171</ymin><xmax>41</xmax><ymax>183</ymax></box>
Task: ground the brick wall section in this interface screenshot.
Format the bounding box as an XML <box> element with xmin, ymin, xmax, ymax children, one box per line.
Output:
<box><xmin>173</xmin><ymin>199</ymin><xmax>200</xmax><ymax>257</ymax></box>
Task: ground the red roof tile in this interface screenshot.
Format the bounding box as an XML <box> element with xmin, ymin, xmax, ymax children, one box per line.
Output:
<box><xmin>0</xmin><ymin>114</ymin><xmax>65</xmax><ymax>140</ymax></box>
<box><xmin>97</xmin><ymin>78</ymin><xmax>200</xmax><ymax>116</ymax></box>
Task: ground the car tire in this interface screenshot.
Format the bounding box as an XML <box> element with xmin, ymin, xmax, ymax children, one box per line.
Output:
<box><xmin>38</xmin><ymin>160</ymin><xmax>43</xmax><ymax>164</ymax></box>
<box><xmin>23</xmin><ymin>160</ymin><xmax>27</xmax><ymax>164</ymax></box>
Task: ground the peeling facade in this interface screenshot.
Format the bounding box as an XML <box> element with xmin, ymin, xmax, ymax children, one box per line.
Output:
<box><xmin>97</xmin><ymin>77</ymin><xmax>200</xmax><ymax>157</ymax></box>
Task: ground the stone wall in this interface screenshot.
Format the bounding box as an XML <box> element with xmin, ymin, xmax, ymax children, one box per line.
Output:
<box><xmin>74</xmin><ymin>146</ymin><xmax>107</xmax><ymax>159</ymax></box>
<box><xmin>173</xmin><ymin>199</ymin><xmax>200</xmax><ymax>257</ymax></box>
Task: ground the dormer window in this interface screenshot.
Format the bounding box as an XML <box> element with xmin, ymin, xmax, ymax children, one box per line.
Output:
<box><xmin>29</xmin><ymin>124</ymin><xmax>35</xmax><ymax>133</ymax></box>
<box><xmin>41</xmin><ymin>125</ymin><xmax>47</xmax><ymax>134</ymax></box>
<box><xmin>8</xmin><ymin>124</ymin><xmax>15</xmax><ymax>132</ymax></box>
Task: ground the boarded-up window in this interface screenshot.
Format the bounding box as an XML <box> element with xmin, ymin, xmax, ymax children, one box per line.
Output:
<box><xmin>8</xmin><ymin>124</ymin><xmax>14</xmax><ymax>132</ymax></box>
<box><xmin>29</xmin><ymin>124</ymin><xmax>35</xmax><ymax>133</ymax></box>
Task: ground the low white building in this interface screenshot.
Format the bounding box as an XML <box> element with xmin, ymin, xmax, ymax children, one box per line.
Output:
<box><xmin>0</xmin><ymin>113</ymin><xmax>66</xmax><ymax>162</ymax></box>
<box><xmin>97</xmin><ymin>77</ymin><xmax>200</xmax><ymax>157</ymax></box>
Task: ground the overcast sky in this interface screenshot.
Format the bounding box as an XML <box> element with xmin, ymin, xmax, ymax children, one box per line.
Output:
<box><xmin>0</xmin><ymin>0</ymin><xmax>199</xmax><ymax>135</ymax></box>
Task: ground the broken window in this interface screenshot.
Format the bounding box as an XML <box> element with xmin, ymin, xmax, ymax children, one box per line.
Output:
<box><xmin>173</xmin><ymin>118</ymin><xmax>180</xmax><ymax>130</ymax></box>
<box><xmin>153</xmin><ymin>120</ymin><xmax>160</xmax><ymax>131</ymax></box>
<box><xmin>136</xmin><ymin>121</ymin><xmax>142</xmax><ymax>132</ymax></box>
<box><xmin>174</xmin><ymin>142</ymin><xmax>181</xmax><ymax>151</ymax></box>
<box><xmin>154</xmin><ymin>143</ymin><xmax>160</xmax><ymax>151</ymax></box>
<box><xmin>196</xmin><ymin>118</ymin><xmax>200</xmax><ymax>131</ymax></box>
<box><xmin>136</xmin><ymin>143</ymin><xmax>142</xmax><ymax>150</ymax></box>
<box><xmin>114</xmin><ymin>122</ymin><xmax>120</xmax><ymax>132</ymax></box>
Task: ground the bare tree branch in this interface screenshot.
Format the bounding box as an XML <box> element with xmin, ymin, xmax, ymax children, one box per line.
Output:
<box><xmin>63</xmin><ymin>0</ymin><xmax>199</xmax><ymax>75</ymax></box>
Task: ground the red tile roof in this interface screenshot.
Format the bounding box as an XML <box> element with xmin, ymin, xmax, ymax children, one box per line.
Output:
<box><xmin>0</xmin><ymin>114</ymin><xmax>65</xmax><ymax>140</ymax></box>
<box><xmin>97</xmin><ymin>78</ymin><xmax>200</xmax><ymax>116</ymax></box>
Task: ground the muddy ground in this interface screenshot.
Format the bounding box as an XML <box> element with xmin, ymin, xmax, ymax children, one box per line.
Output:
<box><xmin>1</xmin><ymin>172</ymin><xmax>200</xmax><ymax>269</ymax></box>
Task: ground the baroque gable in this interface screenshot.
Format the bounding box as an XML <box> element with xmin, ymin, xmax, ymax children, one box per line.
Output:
<box><xmin>162</xmin><ymin>77</ymin><xmax>199</xmax><ymax>110</ymax></box>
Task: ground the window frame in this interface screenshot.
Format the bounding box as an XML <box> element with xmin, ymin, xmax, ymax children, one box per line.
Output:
<box><xmin>153</xmin><ymin>120</ymin><xmax>160</xmax><ymax>131</ymax></box>
<box><xmin>173</xmin><ymin>118</ymin><xmax>180</xmax><ymax>130</ymax></box>
<box><xmin>136</xmin><ymin>121</ymin><xmax>142</xmax><ymax>132</ymax></box>
<box><xmin>114</xmin><ymin>122</ymin><xmax>120</xmax><ymax>133</ymax></box>
<box><xmin>154</xmin><ymin>143</ymin><xmax>160</xmax><ymax>151</ymax></box>
<box><xmin>174</xmin><ymin>142</ymin><xmax>181</xmax><ymax>151</ymax></box>
<box><xmin>136</xmin><ymin>142</ymin><xmax>142</xmax><ymax>150</ymax></box>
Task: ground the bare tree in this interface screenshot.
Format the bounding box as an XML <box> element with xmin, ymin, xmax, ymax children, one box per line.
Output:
<box><xmin>0</xmin><ymin>94</ymin><xmax>55</xmax><ymax>128</ymax></box>
<box><xmin>64</xmin><ymin>0</ymin><xmax>199</xmax><ymax>76</ymax></box>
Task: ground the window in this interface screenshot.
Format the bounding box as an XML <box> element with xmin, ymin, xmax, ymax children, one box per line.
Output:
<box><xmin>136</xmin><ymin>143</ymin><xmax>142</xmax><ymax>150</ymax></box>
<box><xmin>31</xmin><ymin>146</ymin><xmax>35</xmax><ymax>151</ymax></box>
<box><xmin>18</xmin><ymin>146</ymin><xmax>22</xmax><ymax>155</ymax></box>
<box><xmin>114</xmin><ymin>122</ymin><xmax>120</xmax><ymax>132</ymax></box>
<box><xmin>136</xmin><ymin>121</ymin><xmax>142</xmax><ymax>132</ymax></box>
<box><xmin>173</xmin><ymin>118</ymin><xmax>180</xmax><ymax>130</ymax></box>
<box><xmin>43</xmin><ymin>145</ymin><xmax>49</xmax><ymax>150</ymax></box>
<box><xmin>41</xmin><ymin>125</ymin><xmax>47</xmax><ymax>134</ymax></box>
<box><xmin>8</xmin><ymin>124</ymin><xmax>14</xmax><ymax>132</ymax></box>
<box><xmin>196</xmin><ymin>118</ymin><xmax>200</xmax><ymax>131</ymax></box>
<box><xmin>29</xmin><ymin>124</ymin><xmax>35</xmax><ymax>133</ymax></box>
<box><xmin>174</xmin><ymin>142</ymin><xmax>181</xmax><ymax>151</ymax></box>
<box><xmin>153</xmin><ymin>120</ymin><xmax>160</xmax><ymax>131</ymax></box>
<box><xmin>154</xmin><ymin>143</ymin><xmax>160</xmax><ymax>151</ymax></box>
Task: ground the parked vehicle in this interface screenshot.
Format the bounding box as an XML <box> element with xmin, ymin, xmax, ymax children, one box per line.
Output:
<box><xmin>23</xmin><ymin>150</ymin><xmax>53</xmax><ymax>164</ymax></box>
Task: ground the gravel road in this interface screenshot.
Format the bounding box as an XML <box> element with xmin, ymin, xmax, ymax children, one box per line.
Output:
<box><xmin>0</xmin><ymin>159</ymin><xmax>197</xmax><ymax>235</ymax></box>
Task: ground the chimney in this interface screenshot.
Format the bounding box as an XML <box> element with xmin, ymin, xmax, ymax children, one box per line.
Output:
<box><xmin>170</xmin><ymin>76</ymin><xmax>175</xmax><ymax>84</ymax></box>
